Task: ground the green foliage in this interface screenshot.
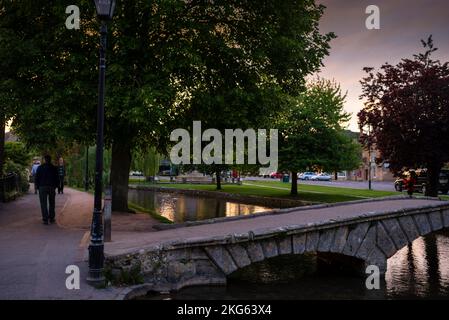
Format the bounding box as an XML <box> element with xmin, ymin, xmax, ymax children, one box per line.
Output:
<box><xmin>278</xmin><ymin>79</ymin><xmax>353</xmax><ymax>172</ymax></box>
<box><xmin>325</xmin><ymin>131</ymin><xmax>362</xmax><ymax>173</ymax></box>
<box><xmin>3</xmin><ymin>160</ymin><xmax>29</xmax><ymax>192</ymax></box>
<box><xmin>4</xmin><ymin>142</ymin><xmax>31</xmax><ymax>167</ymax></box>
<box><xmin>65</xmin><ymin>145</ymin><xmax>111</xmax><ymax>189</ymax></box>
<box><xmin>131</xmin><ymin>149</ymin><xmax>161</xmax><ymax>177</ymax></box>
<box><xmin>2</xmin><ymin>142</ymin><xmax>31</xmax><ymax>192</ymax></box>
<box><xmin>1</xmin><ymin>1</ymin><xmax>334</xmax><ymax>206</ymax></box>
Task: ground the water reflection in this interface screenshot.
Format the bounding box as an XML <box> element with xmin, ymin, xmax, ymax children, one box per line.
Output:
<box><xmin>386</xmin><ymin>232</ymin><xmax>449</xmax><ymax>298</ymax></box>
<box><xmin>128</xmin><ymin>189</ymin><xmax>273</xmax><ymax>223</ymax></box>
<box><xmin>145</xmin><ymin>230</ymin><xmax>449</xmax><ymax>300</ymax></box>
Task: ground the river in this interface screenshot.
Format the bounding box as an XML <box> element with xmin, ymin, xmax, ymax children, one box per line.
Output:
<box><xmin>128</xmin><ymin>188</ymin><xmax>274</xmax><ymax>223</ymax></box>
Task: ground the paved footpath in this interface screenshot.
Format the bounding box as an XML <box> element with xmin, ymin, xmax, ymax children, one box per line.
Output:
<box><xmin>0</xmin><ymin>189</ymin><xmax>123</xmax><ymax>299</ymax></box>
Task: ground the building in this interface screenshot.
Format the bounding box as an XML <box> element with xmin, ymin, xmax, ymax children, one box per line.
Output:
<box><xmin>346</xmin><ymin>147</ymin><xmax>395</xmax><ymax>182</ymax></box>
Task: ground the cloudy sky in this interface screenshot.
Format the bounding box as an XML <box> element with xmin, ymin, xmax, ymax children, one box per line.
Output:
<box><xmin>317</xmin><ymin>0</ymin><xmax>449</xmax><ymax>131</ymax></box>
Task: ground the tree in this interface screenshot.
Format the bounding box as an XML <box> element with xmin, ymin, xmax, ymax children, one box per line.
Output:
<box><xmin>326</xmin><ymin>131</ymin><xmax>361</xmax><ymax>180</ymax></box>
<box><xmin>173</xmin><ymin>1</ymin><xmax>334</xmax><ymax>190</ymax></box>
<box><xmin>358</xmin><ymin>36</ymin><xmax>449</xmax><ymax>196</ymax></box>
<box><xmin>278</xmin><ymin>79</ymin><xmax>351</xmax><ymax>195</ymax></box>
<box><xmin>2</xmin><ymin>0</ymin><xmax>334</xmax><ymax>210</ymax></box>
<box><xmin>131</xmin><ymin>148</ymin><xmax>161</xmax><ymax>178</ymax></box>
<box><xmin>0</xmin><ymin>6</ymin><xmax>26</xmax><ymax>176</ymax></box>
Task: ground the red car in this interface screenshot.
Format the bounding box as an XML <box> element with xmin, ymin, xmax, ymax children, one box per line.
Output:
<box><xmin>270</xmin><ymin>172</ymin><xmax>283</xmax><ymax>179</ymax></box>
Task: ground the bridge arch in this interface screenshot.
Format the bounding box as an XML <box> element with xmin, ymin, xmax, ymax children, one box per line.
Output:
<box><xmin>106</xmin><ymin>204</ymin><xmax>449</xmax><ymax>295</ymax></box>
<box><xmin>204</xmin><ymin>209</ymin><xmax>449</xmax><ymax>278</ymax></box>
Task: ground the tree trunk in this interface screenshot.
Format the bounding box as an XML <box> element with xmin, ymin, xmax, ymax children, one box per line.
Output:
<box><xmin>291</xmin><ymin>171</ymin><xmax>298</xmax><ymax>195</ymax></box>
<box><xmin>334</xmin><ymin>172</ymin><xmax>338</xmax><ymax>181</ymax></box>
<box><xmin>110</xmin><ymin>139</ymin><xmax>132</xmax><ymax>212</ymax></box>
<box><xmin>0</xmin><ymin>114</ymin><xmax>5</xmax><ymax>177</ymax></box>
<box><xmin>216</xmin><ymin>168</ymin><xmax>221</xmax><ymax>190</ymax></box>
<box><xmin>426</xmin><ymin>163</ymin><xmax>441</xmax><ymax>197</ymax></box>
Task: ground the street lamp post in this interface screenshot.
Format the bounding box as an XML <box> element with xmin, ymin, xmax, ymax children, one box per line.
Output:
<box><xmin>87</xmin><ymin>0</ymin><xmax>116</xmax><ymax>285</ymax></box>
<box><xmin>367</xmin><ymin>124</ymin><xmax>372</xmax><ymax>191</ymax></box>
<box><xmin>84</xmin><ymin>145</ymin><xmax>89</xmax><ymax>191</ymax></box>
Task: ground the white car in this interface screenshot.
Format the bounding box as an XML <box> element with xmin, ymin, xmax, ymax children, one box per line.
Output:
<box><xmin>311</xmin><ymin>173</ymin><xmax>332</xmax><ymax>181</ymax></box>
<box><xmin>298</xmin><ymin>172</ymin><xmax>316</xmax><ymax>180</ymax></box>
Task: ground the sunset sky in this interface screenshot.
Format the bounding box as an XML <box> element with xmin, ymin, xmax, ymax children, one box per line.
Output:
<box><xmin>317</xmin><ymin>0</ymin><xmax>449</xmax><ymax>131</ymax></box>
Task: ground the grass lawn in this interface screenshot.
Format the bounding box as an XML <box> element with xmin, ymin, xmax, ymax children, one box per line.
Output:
<box><xmin>130</xmin><ymin>180</ymin><xmax>400</xmax><ymax>203</ymax></box>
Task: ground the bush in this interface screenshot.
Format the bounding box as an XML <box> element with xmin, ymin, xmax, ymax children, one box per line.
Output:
<box><xmin>4</xmin><ymin>142</ymin><xmax>31</xmax><ymax>167</ymax></box>
<box><xmin>3</xmin><ymin>142</ymin><xmax>31</xmax><ymax>193</ymax></box>
<box><xmin>4</xmin><ymin>160</ymin><xmax>30</xmax><ymax>193</ymax></box>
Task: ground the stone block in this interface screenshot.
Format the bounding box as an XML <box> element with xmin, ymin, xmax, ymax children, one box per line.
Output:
<box><xmin>413</xmin><ymin>214</ymin><xmax>432</xmax><ymax>235</ymax></box>
<box><xmin>342</xmin><ymin>223</ymin><xmax>370</xmax><ymax>256</ymax></box>
<box><xmin>167</xmin><ymin>260</ymin><xmax>195</xmax><ymax>282</ymax></box>
<box><xmin>330</xmin><ymin>226</ymin><xmax>348</xmax><ymax>253</ymax></box>
<box><xmin>356</xmin><ymin>226</ymin><xmax>376</xmax><ymax>260</ymax></box>
<box><xmin>398</xmin><ymin>216</ymin><xmax>420</xmax><ymax>243</ymax></box>
<box><xmin>381</xmin><ymin>218</ymin><xmax>408</xmax><ymax>249</ymax></box>
<box><xmin>293</xmin><ymin>234</ymin><xmax>306</xmax><ymax>254</ymax></box>
<box><xmin>261</xmin><ymin>239</ymin><xmax>279</xmax><ymax>258</ymax></box>
<box><xmin>376</xmin><ymin>222</ymin><xmax>397</xmax><ymax>258</ymax></box>
<box><xmin>204</xmin><ymin>246</ymin><xmax>237</xmax><ymax>275</ymax></box>
<box><xmin>443</xmin><ymin>209</ymin><xmax>449</xmax><ymax>228</ymax></box>
<box><xmin>428</xmin><ymin>211</ymin><xmax>443</xmax><ymax>231</ymax></box>
<box><xmin>227</xmin><ymin>244</ymin><xmax>251</xmax><ymax>268</ymax></box>
<box><xmin>317</xmin><ymin>229</ymin><xmax>335</xmax><ymax>252</ymax></box>
<box><xmin>305</xmin><ymin>231</ymin><xmax>320</xmax><ymax>252</ymax></box>
<box><xmin>194</xmin><ymin>259</ymin><xmax>223</xmax><ymax>277</ymax></box>
<box><xmin>246</xmin><ymin>242</ymin><xmax>265</xmax><ymax>262</ymax></box>
<box><xmin>278</xmin><ymin>236</ymin><xmax>292</xmax><ymax>255</ymax></box>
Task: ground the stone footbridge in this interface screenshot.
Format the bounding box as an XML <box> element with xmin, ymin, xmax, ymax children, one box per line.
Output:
<box><xmin>105</xmin><ymin>197</ymin><xmax>449</xmax><ymax>296</ymax></box>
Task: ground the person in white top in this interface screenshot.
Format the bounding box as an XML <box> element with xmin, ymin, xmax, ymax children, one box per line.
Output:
<box><xmin>31</xmin><ymin>160</ymin><xmax>41</xmax><ymax>194</ymax></box>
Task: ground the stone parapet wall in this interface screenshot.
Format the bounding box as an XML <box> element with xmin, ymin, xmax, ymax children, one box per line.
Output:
<box><xmin>106</xmin><ymin>201</ymin><xmax>449</xmax><ymax>297</ymax></box>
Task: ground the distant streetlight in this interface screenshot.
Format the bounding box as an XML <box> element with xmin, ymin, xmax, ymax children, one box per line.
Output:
<box><xmin>367</xmin><ymin>124</ymin><xmax>373</xmax><ymax>191</ymax></box>
<box><xmin>87</xmin><ymin>0</ymin><xmax>116</xmax><ymax>285</ymax></box>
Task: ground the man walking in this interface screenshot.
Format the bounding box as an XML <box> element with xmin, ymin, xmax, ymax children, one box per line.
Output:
<box><xmin>35</xmin><ymin>155</ymin><xmax>58</xmax><ymax>225</ymax></box>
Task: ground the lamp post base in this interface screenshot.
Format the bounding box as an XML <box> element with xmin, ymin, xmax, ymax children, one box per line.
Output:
<box><xmin>87</xmin><ymin>242</ymin><xmax>105</xmax><ymax>285</ymax></box>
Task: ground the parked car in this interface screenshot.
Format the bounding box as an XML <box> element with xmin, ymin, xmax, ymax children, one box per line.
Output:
<box><xmin>270</xmin><ymin>172</ymin><xmax>283</xmax><ymax>179</ymax></box>
<box><xmin>311</xmin><ymin>173</ymin><xmax>332</xmax><ymax>181</ymax></box>
<box><xmin>129</xmin><ymin>171</ymin><xmax>144</xmax><ymax>177</ymax></box>
<box><xmin>394</xmin><ymin>168</ymin><xmax>449</xmax><ymax>194</ymax></box>
<box><xmin>298</xmin><ymin>172</ymin><xmax>316</xmax><ymax>180</ymax></box>
<box><xmin>159</xmin><ymin>169</ymin><xmax>172</xmax><ymax>176</ymax></box>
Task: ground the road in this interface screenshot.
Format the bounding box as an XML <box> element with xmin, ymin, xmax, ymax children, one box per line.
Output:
<box><xmin>244</xmin><ymin>177</ymin><xmax>395</xmax><ymax>191</ymax></box>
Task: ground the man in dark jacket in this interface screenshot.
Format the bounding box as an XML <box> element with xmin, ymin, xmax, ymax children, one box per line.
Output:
<box><xmin>35</xmin><ymin>155</ymin><xmax>59</xmax><ymax>225</ymax></box>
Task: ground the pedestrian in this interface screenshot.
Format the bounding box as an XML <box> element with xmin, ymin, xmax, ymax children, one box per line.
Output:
<box><xmin>406</xmin><ymin>170</ymin><xmax>417</xmax><ymax>198</ymax></box>
<box><xmin>57</xmin><ymin>157</ymin><xmax>66</xmax><ymax>194</ymax></box>
<box><xmin>35</xmin><ymin>155</ymin><xmax>58</xmax><ymax>225</ymax></box>
<box><xmin>30</xmin><ymin>159</ymin><xmax>41</xmax><ymax>194</ymax></box>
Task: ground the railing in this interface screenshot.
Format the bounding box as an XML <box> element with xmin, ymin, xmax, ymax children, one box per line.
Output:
<box><xmin>0</xmin><ymin>173</ymin><xmax>20</xmax><ymax>202</ymax></box>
